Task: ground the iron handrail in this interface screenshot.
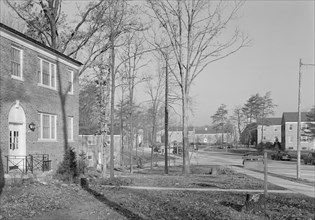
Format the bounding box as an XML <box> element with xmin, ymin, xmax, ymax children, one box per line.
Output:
<box><xmin>5</xmin><ymin>154</ymin><xmax>51</xmax><ymax>174</ymax></box>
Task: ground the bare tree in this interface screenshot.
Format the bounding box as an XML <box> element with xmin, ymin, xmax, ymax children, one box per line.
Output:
<box><xmin>5</xmin><ymin>0</ymin><xmax>115</xmax><ymax>74</ymax></box>
<box><xmin>118</xmin><ymin>32</ymin><xmax>147</xmax><ymax>173</ymax></box>
<box><xmin>143</xmin><ymin>55</ymin><xmax>165</xmax><ymax>170</ymax></box>
<box><xmin>231</xmin><ymin>106</ymin><xmax>247</xmax><ymax>143</ymax></box>
<box><xmin>147</xmin><ymin>0</ymin><xmax>249</xmax><ymax>174</ymax></box>
<box><xmin>6</xmin><ymin>0</ymin><xmax>144</xmax><ymax>180</ymax></box>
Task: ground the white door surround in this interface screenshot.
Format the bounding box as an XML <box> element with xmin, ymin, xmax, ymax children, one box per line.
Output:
<box><xmin>8</xmin><ymin>100</ymin><xmax>26</xmax><ymax>157</ymax></box>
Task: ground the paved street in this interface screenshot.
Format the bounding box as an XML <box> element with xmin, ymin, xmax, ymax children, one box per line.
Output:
<box><xmin>189</xmin><ymin>150</ymin><xmax>315</xmax><ymax>183</ymax></box>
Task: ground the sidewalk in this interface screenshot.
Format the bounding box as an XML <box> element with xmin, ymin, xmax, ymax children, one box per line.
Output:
<box><xmin>142</xmin><ymin>159</ymin><xmax>315</xmax><ymax>198</ymax></box>
<box><xmin>140</xmin><ymin>148</ymin><xmax>315</xmax><ymax>198</ymax></box>
<box><xmin>231</xmin><ymin>165</ymin><xmax>315</xmax><ymax>198</ymax></box>
<box><xmin>105</xmin><ymin>185</ymin><xmax>296</xmax><ymax>195</ymax></box>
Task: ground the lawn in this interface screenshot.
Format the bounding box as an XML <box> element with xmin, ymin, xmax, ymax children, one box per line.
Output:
<box><xmin>104</xmin><ymin>165</ymin><xmax>285</xmax><ymax>190</ymax></box>
<box><xmin>1</xmin><ymin>165</ymin><xmax>314</xmax><ymax>220</ymax></box>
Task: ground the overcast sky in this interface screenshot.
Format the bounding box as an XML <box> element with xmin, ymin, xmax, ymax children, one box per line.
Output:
<box><xmin>189</xmin><ymin>0</ymin><xmax>314</xmax><ymax>126</ymax></box>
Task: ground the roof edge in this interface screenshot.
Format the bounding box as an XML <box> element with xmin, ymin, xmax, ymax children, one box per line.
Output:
<box><xmin>0</xmin><ymin>23</ymin><xmax>82</xmax><ymax>66</ymax></box>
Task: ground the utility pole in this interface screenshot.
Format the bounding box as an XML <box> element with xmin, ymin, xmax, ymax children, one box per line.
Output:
<box><xmin>297</xmin><ymin>59</ymin><xmax>302</xmax><ymax>179</ymax></box>
<box><xmin>297</xmin><ymin>59</ymin><xmax>315</xmax><ymax>179</ymax></box>
<box><xmin>164</xmin><ymin>53</ymin><xmax>169</xmax><ymax>174</ymax></box>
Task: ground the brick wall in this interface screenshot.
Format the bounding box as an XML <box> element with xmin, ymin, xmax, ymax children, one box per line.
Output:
<box><xmin>0</xmin><ymin>31</ymin><xmax>80</xmax><ymax>172</ymax></box>
<box><xmin>284</xmin><ymin>123</ymin><xmax>314</xmax><ymax>151</ymax></box>
<box><xmin>257</xmin><ymin>125</ymin><xmax>281</xmax><ymax>144</ymax></box>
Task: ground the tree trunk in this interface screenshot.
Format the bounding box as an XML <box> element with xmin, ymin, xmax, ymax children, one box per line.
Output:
<box><xmin>56</xmin><ymin>61</ymin><xmax>68</xmax><ymax>153</ymax></box>
<box><xmin>120</xmin><ymin>99</ymin><xmax>124</xmax><ymax>167</ymax></box>
<box><xmin>109</xmin><ymin>37</ymin><xmax>115</xmax><ymax>179</ymax></box>
<box><xmin>151</xmin><ymin>105</ymin><xmax>157</xmax><ymax>170</ymax></box>
<box><xmin>129</xmin><ymin>88</ymin><xmax>134</xmax><ymax>173</ymax></box>
<box><xmin>261</xmin><ymin>125</ymin><xmax>264</xmax><ymax>144</ymax></box>
<box><xmin>164</xmin><ymin>56</ymin><xmax>169</xmax><ymax>174</ymax></box>
<box><xmin>182</xmin><ymin>91</ymin><xmax>190</xmax><ymax>174</ymax></box>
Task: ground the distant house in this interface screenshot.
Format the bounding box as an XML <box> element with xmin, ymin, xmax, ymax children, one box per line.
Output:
<box><xmin>257</xmin><ymin>118</ymin><xmax>282</xmax><ymax>144</ymax></box>
<box><xmin>157</xmin><ymin>126</ymin><xmax>195</xmax><ymax>144</ymax></box>
<box><xmin>281</xmin><ymin>112</ymin><xmax>315</xmax><ymax>151</ymax></box>
<box><xmin>0</xmin><ymin>23</ymin><xmax>81</xmax><ymax>173</ymax></box>
<box><xmin>194</xmin><ymin>127</ymin><xmax>231</xmax><ymax>145</ymax></box>
<box><xmin>78</xmin><ymin>127</ymin><xmax>122</xmax><ymax>168</ymax></box>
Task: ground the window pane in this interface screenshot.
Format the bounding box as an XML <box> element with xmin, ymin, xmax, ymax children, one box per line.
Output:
<box><xmin>38</xmin><ymin>59</ymin><xmax>41</xmax><ymax>83</ymax></box>
<box><xmin>68</xmin><ymin>117</ymin><xmax>73</xmax><ymax>140</ymax></box>
<box><xmin>9</xmin><ymin>131</ymin><xmax>12</xmax><ymax>150</ymax></box>
<box><xmin>51</xmin><ymin>116</ymin><xmax>55</xmax><ymax>139</ymax></box>
<box><xmin>15</xmin><ymin>131</ymin><xmax>19</xmax><ymax>149</ymax></box>
<box><xmin>42</xmin><ymin>60</ymin><xmax>50</xmax><ymax>85</ymax></box>
<box><xmin>51</xmin><ymin>64</ymin><xmax>55</xmax><ymax>88</ymax></box>
<box><xmin>68</xmin><ymin>71</ymin><xmax>73</xmax><ymax>93</ymax></box>
<box><xmin>43</xmin><ymin>115</ymin><xmax>50</xmax><ymax>139</ymax></box>
<box><xmin>11</xmin><ymin>47</ymin><xmax>21</xmax><ymax>77</ymax></box>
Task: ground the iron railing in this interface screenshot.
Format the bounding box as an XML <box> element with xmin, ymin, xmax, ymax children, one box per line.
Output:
<box><xmin>5</xmin><ymin>154</ymin><xmax>51</xmax><ymax>174</ymax></box>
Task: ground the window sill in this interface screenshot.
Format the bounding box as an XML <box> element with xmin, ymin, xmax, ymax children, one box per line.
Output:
<box><xmin>11</xmin><ymin>75</ymin><xmax>24</xmax><ymax>81</ymax></box>
<box><xmin>37</xmin><ymin>83</ymin><xmax>57</xmax><ymax>91</ymax></box>
<box><xmin>38</xmin><ymin>139</ymin><xmax>58</xmax><ymax>142</ymax></box>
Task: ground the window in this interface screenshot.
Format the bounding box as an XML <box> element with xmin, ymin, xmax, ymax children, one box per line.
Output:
<box><xmin>9</xmin><ymin>130</ymin><xmax>19</xmax><ymax>150</ymax></box>
<box><xmin>300</xmin><ymin>136</ymin><xmax>310</xmax><ymax>143</ymax></box>
<box><xmin>68</xmin><ymin>117</ymin><xmax>73</xmax><ymax>141</ymax></box>
<box><xmin>11</xmin><ymin>46</ymin><xmax>23</xmax><ymax>79</ymax></box>
<box><xmin>68</xmin><ymin>70</ymin><xmax>74</xmax><ymax>94</ymax></box>
<box><xmin>39</xmin><ymin>113</ymin><xmax>56</xmax><ymax>141</ymax></box>
<box><xmin>301</xmin><ymin>123</ymin><xmax>309</xmax><ymax>130</ymax></box>
<box><xmin>38</xmin><ymin>58</ymin><xmax>56</xmax><ymax>89</ymax></box>
<box><xmin>87</xmin><ymin>152</ymin><xmax>93</xmax><ymax>160</ymax></box>
<box><xmin>289</xmin><ymin>124</ymin><xmax>293</xmax><ymax>131</ymax></box>
<box><xmin>87</xmin><ymin>136</ymin><xmax>97</xmax><ymax>145</ymax></box>
<box><xmin>288</xmin><ymin>136</ymin><xmax>293</xmax><ymax>143</ymax></box>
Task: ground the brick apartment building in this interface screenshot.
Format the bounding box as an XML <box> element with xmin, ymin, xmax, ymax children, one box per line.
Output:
<box><xmin>257</xmin><ymin>117</ymin><xmax>282</xmax><ymax>144</ymax></box>
<box><xmin>0</xmin><ymin>23</ymin><xmax>81</xmax><ymax>173</ymax></box>
<box><xmin>281</xmin><ymin>112</ymin><xmax>315</xmax><ymax>151</ymax></box>
<box><xmin>194</xmin><ymin>127</ymin><xmax>233</xmax><ymax>145</ymax></box>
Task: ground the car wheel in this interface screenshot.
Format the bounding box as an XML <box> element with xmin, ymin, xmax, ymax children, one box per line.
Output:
<box><xmin>304</xmin><ymin>160</ymin><xmax>308</xmax><ymax>165</ymax></box>
<box><xmin>311</xmin><ymin>160</ymin><xmax>315</xmax><ymax>165</ymax></box>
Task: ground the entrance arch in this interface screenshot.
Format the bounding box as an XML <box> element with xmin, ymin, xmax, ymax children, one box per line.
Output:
<box><xmin>8</xmin><ymin>100</ymin><xmax>26</xmax><ymax>157</ymax></box>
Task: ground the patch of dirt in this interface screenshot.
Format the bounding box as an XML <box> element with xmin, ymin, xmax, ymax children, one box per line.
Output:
<box><xmin>87</xmin><ymin>185</ymin><xmax>315</xmax><ymax>220</ymax></box>
<box><xmin>0</xmin><ymin>181</ymin><xmax>125</xmax><ymax>220</ymax></box>
<box><xmin>119</xmin><ymin>165</ymin><xmax>285</xmax><ymax>190</ymax></box>
<box><xmin>1</xmin><ymin>165</ymin><xmax>313</xmax><ymax>220</ymax></box>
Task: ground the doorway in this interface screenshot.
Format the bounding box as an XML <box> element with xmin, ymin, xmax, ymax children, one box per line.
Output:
<box><xmin>7</xmin><ymin>101</ymin><xmax>26</xmax><ymax>171</ymax></box>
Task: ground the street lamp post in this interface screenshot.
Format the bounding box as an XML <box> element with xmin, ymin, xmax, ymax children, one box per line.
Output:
<box><xmin>297</xmin><ymin>59</ymin><xmax>302</xmax><ymax>179</ymax></box>
<box><xmin>297</xmin><ymin>59</ymin><xmax>315</xmax><ymax>179</ymax></box>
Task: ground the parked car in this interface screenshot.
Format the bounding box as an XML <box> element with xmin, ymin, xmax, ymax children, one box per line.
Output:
<box><xmin>242</xmin><ymin>153</ymin><xmax>263</xmax><ymax>165</ymax></box>
<box><xmin>270</xmin><ymin>151</ymin><xmax>292</xmax><ymax>161</ymax></box>
<box><xmin>173</xmin><ymin>145</ymin><xmax>183</xmax><ymax>155</ymax></box>
<box><xmin>303</xmin><ymin>152</ymin><xmax>315</xmax><ymax>165</ymax></box>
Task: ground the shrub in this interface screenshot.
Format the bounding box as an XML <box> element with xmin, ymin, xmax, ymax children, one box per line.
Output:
<box><xmin>77</xmin><ymin>151</ymin><xmax>87</xmax><ymax>175</ymax></box>
<box><xmin>216</xmin><ymin>166</ymin><xmax>236</xmax><ymax>175</ymax></box>
<box><xmin>55</xmin><ymin>147</ymin><xmax>78</xmax><ymax>183</ymax></box>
